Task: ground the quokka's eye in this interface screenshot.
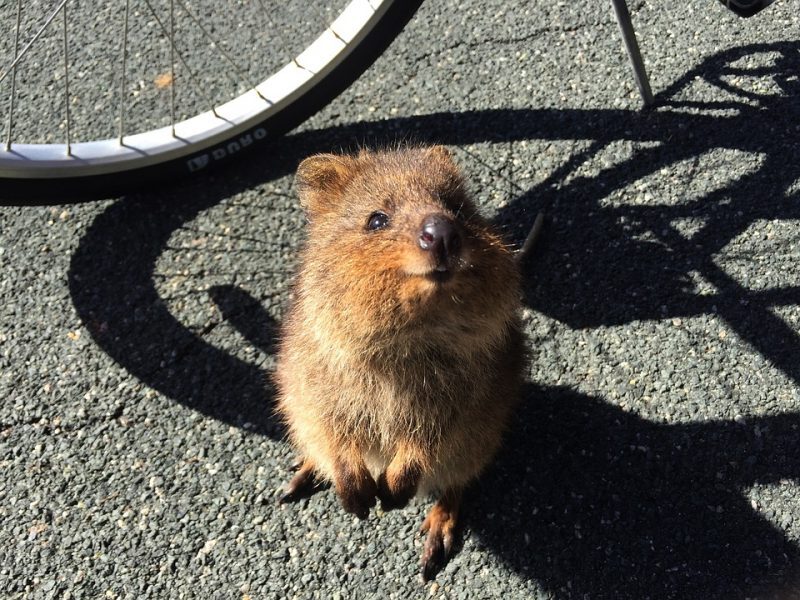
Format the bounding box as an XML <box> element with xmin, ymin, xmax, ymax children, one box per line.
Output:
<box><xmin>366</xmin><ymin>211</ymin><xmax>390</xmax><ymax>231</ymax></box>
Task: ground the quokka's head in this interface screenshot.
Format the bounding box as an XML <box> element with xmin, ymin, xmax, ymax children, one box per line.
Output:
<box><xmin>294</xmin><ymin>146</ymin><xmax>519</xmax><ymax>332</ymax></box>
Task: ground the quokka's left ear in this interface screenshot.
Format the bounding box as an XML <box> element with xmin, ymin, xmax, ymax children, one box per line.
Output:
<box><xmin>425</xmin><ymin>145</ymin><xmax>453</xmax><ymax>162</ymax></box>
<box><xmin>295</xmin><ymin>153</ymin><xmax>357</xmax><ymax>217</ymax></box>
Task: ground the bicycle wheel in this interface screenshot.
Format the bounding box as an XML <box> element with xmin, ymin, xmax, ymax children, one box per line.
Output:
<box><xmin>0</xmin><ymin>0</ymin><xmax>423</xmax><ymax>204</ymax></box>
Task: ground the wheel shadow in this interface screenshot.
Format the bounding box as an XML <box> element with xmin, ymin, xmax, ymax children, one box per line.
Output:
<box><xmin>67</xmin><ymin>40</ymin><xmax>800</xmax><ymax>597</ymax></box>
<box><xmin>68</xmin><ymin>185</ymin><xmax>289</xmax><ymax>436</ymax></box>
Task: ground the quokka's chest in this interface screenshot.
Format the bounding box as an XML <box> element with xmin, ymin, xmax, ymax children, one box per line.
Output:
<box><xmin>322</xmin><ymin>359</ymin><xmax>481</xmax><ymax>433</ymax></box>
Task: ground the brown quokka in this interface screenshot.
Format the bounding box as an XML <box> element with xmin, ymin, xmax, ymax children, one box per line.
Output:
<box><xmin>275</xmin><ymin>146</ymin><xmax>525</xmax><ymax>580</ymax></box>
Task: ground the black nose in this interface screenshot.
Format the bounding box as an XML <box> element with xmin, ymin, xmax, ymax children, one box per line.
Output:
<box><xmin>418</xmin><ymin>215</ymin><xmax>462</xmax><ymax>262</ymax></box>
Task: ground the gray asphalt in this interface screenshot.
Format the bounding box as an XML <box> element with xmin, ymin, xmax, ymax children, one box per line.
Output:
<box><xmin>2</xmin><ymin>0</ymin><xmax>800</xmax><ymax>598</ymax></box>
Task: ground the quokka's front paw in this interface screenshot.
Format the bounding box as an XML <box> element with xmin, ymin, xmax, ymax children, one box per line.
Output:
<box><xmin>377</xmin><ymin>469</ymin><xmax>419</xmax><ymax>511</ymax></box>
<box><xmin>278</xmin><ymin>460</ymin><xmax>318</xmax><ymax>504</ymax></box>
<box><xmin>335</xmin><ymin>463</ymin><xmax>378</xmax><ymax>519</ymax></box>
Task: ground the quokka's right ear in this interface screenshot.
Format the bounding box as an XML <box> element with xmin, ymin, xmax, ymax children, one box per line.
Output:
<box><xmin>295</xmin><ymin>153</ymin><xmax>355</xmax><ymax>216</ymax></box>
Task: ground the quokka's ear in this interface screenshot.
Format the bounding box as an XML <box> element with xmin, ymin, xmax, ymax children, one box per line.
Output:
<box><xmin>425</xmin><ymin>145</ymin><xmax>453</xmax><ymax>162</ymax></box>
<box><xmin>422</xmin><ymin>144</ymin><xmax>465</xmax><ymax>195</ymax></box>
<box><xmin>295</xmin><ymin>153</ymin><xmax>355</xmax><ymax>216</ymax></box>
<box><xmin>424</xmin><ymin>145</ymin><xmax>461</xmax><ymax>178</ymax></box>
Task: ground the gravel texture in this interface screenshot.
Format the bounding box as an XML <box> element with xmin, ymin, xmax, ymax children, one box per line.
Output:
<box><xmin>2</xmin><ymin>0</ymin><xmax>800</xmax><ymax>598</ymax></box>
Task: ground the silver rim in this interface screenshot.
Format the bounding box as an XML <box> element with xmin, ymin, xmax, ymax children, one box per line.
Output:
<box><xmin>0</xmin><ymin>0</ymin><xmax>393</xmax><ymax>179</ymax></box>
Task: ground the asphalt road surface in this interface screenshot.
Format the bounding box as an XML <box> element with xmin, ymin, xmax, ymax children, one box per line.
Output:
<box><xmin>2</xmin><ymin>0</ymin><xmax>800</xmax><ymax>598</ymax></box>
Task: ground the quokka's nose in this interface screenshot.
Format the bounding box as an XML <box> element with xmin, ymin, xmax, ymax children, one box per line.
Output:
<box><xmin>418</xmin><ymin>214</ymin><xmax>462</xmax><ymax>264</ymax></box>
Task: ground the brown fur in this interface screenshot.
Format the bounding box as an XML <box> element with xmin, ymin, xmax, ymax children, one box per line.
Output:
<box><xmin>275</xmin><ymin>146</ymin><xmax>525</xmax><ymax>578</ymax></box>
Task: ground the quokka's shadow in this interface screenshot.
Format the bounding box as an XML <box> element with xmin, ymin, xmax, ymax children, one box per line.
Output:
<box><xmin>470</xmin><ymin>383</ymin><xmax>800</xmax><ymax>600</ymax></box>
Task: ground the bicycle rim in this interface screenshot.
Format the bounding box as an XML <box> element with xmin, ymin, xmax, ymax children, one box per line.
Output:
<box><xmin>0</xmin><ymin>0</ymin><xmax>423</xmax><ymax>203</ymax></box>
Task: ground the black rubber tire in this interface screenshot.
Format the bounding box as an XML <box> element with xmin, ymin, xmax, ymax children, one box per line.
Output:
<box><xmin>0</xmin><ymin>0</ymin><xmax>424</xmax><ymax>205</ymax></box>
<box><xmin>717</xmin><ymin>0</ymin><xmax>776</xmax><ymax>17</ymax></box>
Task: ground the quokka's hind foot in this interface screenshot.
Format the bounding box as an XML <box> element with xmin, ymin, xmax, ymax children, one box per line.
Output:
<box><xmin>419</xmin><ymin>488</ymin><xmax>462</xmax><ymax>581</ymax></box>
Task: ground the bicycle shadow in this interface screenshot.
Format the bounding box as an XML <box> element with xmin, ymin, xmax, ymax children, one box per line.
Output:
<box><xmin>513</xmin><ymin>42</ymin><xmax>800</xmax><ymax>378</ymax></box>
<box><xmin>67</xmin><ymin>40</ymin><xmax>800</xmax><ymax>598</ymax></box>
<box><xmin>471</xmin><ymin>383</ymin><xmax>800</xmax><ymax>599</ymax></box>
<box><xmin>476</xmin><ymin>42</ymin><xmax>800</xmax><ymax>597</ymax></box>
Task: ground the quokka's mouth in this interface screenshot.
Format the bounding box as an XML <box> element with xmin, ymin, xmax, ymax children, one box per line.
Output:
<box><xmin>404</xmin><ymin>252</ymin><xmax>467</xmax><ymax>285</ymax></box>
<box><xmin>425</xmin><ymin>267</ymin><xmax>454</xmax><ymax>284</ymax></box>
<box><xmin>428</xmin><ymin>269</ymin><xmax>453</xmax><ymax>283</ymax></box>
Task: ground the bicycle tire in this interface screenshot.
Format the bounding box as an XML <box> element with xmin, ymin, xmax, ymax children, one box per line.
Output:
<box><xmin>0</xmin><ymin>0</ymin><xmax>424</xmax><ymax>205</ymax></box>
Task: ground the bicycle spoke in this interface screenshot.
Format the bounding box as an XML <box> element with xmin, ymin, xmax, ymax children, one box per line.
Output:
<box><xmin>141</xmin><ymin>0</ymin><xmax>220</xmax><ymax>121</ymax></box>
<box><xmin>170</xmin><ymin>0</ymin><xmax>176</xmax><ymax>136</ymax></box>
<box><xmin>5</xmin><ymin>0</ymin><xmax>23</xmax><ymax>151</ymax></box>
<box><xmin>255</xmin><ymin>0</ymin><xmax>289</xmax><ymax>62</ymax></box>
<box><xmin>175</xmin><ymin>0</ymin><xmax>265</xmax><ymax>100</ymax></box>
<box><xmin>118</xmin><ymin>0</ymin><xmax>131</xmax><ymax>143</ymax></box>
<box><xmin>63</xmin><ymin>0</ymin><xmax>72</xmax><ymax>155</ymax></box>
<box><xmin>0</xmin><ymin>0</ymin><xmax>70</xmax><ymax>87</ymax></box>
<box><xmin>253</xmin><ymin>0</ymin><xmax>311</xmax><ymax>72</ymax></box>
